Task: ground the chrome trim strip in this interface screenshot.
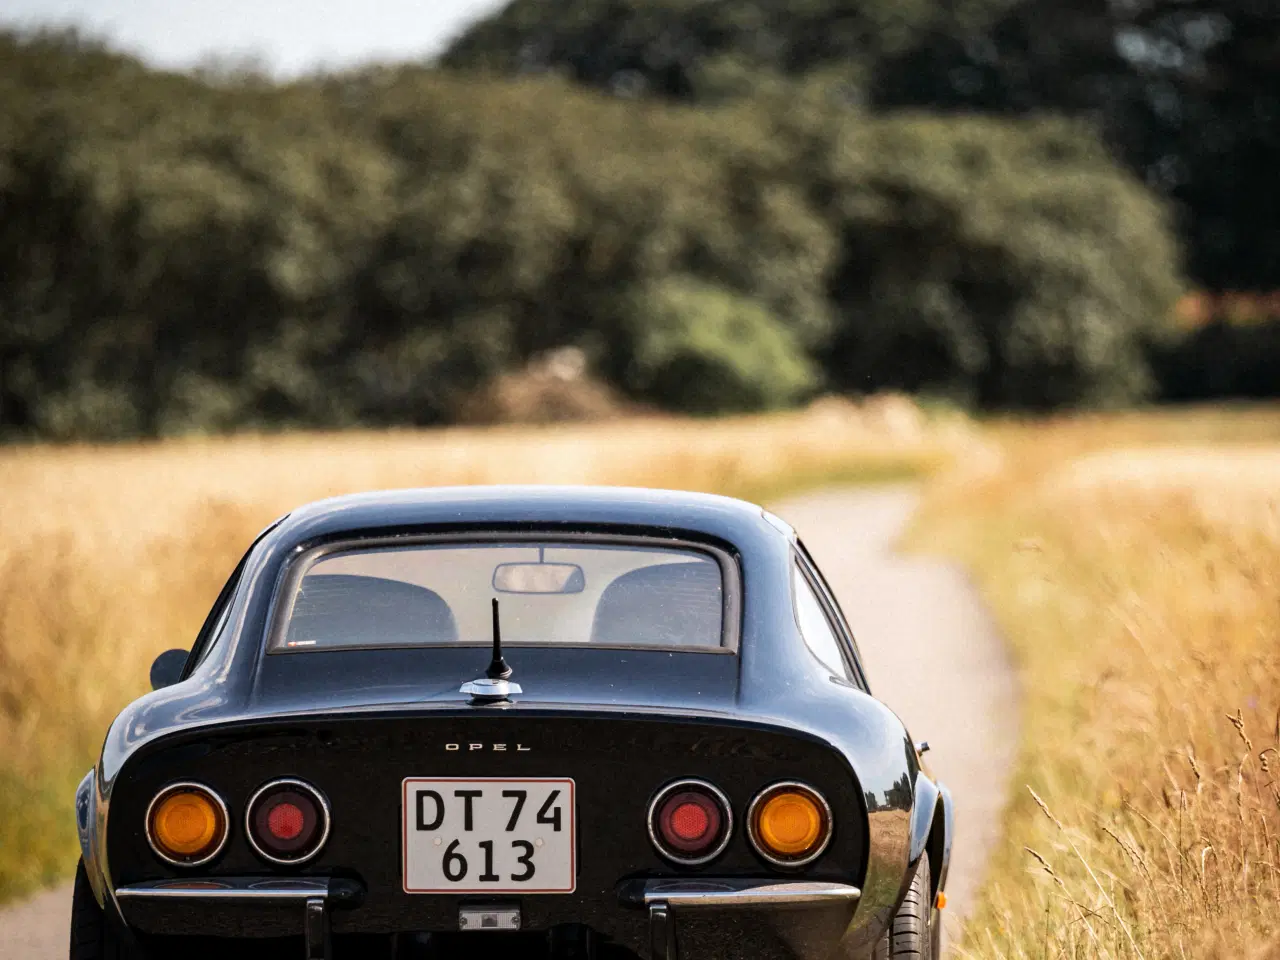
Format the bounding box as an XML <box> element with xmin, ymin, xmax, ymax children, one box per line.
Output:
<box><xmin>245</xmin><ymin>778</ymin><xmax>332</xmax><ymax>866</ymax></box>
<box><xmin>116</xmin><ymin>879</ymin><xmax>330</xmax><ymax>902</ymax></box>
<box><xmin>745</xmin><ymin>780</ymin><xmax>834</xmax><ymax>868</ymax></box>
<box><xmin>646</xmin><ymin>778</ymin><xmax>734</xmax><ymax>866</ymax></box>
<box><xmin>643</xmin><ymin>879</ymin><xmax>861</xmax><ymax>908</ymax></box>
<box><xmin>144</xmin><ymin>781</ymin><xmax>231</xmax><ymax>868</ymax></box>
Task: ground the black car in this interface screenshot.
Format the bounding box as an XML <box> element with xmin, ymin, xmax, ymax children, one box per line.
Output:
<box><xmin>71</xmin><ymin>486</ymin><xmax>953</xmax><ymax>960</ymax></box>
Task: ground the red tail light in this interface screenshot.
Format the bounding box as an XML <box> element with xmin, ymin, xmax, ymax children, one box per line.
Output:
<box><xmin>267</xmin><ymin>801</ymin><xmax>306</xmax><ymax>840</ymax></box>
<box><xmin>647</xmin><ymin>779</ymin><xmax>732</xmax><ymax>865</ymax></box>
<box><xmin>246</xmin><ymin>779</ymin><xmax>330</xmax><ymax>865</ymax></box>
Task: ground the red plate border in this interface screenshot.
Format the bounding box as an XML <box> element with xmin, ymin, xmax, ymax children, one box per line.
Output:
<box><xmin>401</xmin><ymin>777</ymin><xmax>577</xmax><ymax>894</ymax></box>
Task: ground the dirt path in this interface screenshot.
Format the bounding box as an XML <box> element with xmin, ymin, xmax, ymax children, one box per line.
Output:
<box><xmin>0</xmin><ymin>484</ymin><xmax>1016</xmax><ymax>957</ymax></box>
<box><xmin>0</xmin><ymin>884</ymin><xmax>69</xmax><ymax>959</ymax></box>
<box><xmin>774</xmin><ymin>485</ymin><xmax>1018</xmax><ymax>945</ymax></box>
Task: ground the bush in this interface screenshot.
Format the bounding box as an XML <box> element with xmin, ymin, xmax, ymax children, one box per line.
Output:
<box><xmin>792</xmin><ymin>104</ymin><xmax>1182</xmax><ymax>407</ymax></box>
<box><xmin>623</xmin><ymin>278</ymin><xmax>819</xmax><ymax>412</ymax></box>
<box><xmin>0</xmin><ymin>32</ymin><xmax>1184</xmax><ymax>438</ymax></box>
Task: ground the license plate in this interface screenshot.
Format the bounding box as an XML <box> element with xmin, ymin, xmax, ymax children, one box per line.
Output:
<box><xmin>402</xmin><ymin>778</ymin><xmax>576</xmax><ymax>894</ymax></box>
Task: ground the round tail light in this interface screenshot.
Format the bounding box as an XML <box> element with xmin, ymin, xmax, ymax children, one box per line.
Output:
<box><xmin>146</xmin><ymin>782</ymin><xmax>229</xmax><ymax>867</ymax></box>
<box><xmin>747</xmin><ymin>781</ymin><xmax>832</xmax><ymax>867</ymax></box>
<box><xmin>647</xmin><ymin>779</ymin><xmax>732</xmax><ymax>865</ymax></box>
<box><xmin>246</xmin><ymin>779</ymin><xmax>330</xmax><ymax>865</ymax></box>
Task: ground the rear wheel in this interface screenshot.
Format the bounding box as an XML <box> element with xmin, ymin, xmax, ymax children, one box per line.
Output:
<box><xmin>874</xmin><ymin>857</ymin><xmax>936</xmax><ymax>960</ymax></box>
<box><xmin>70</xmin><ymin>860</ymin><xmax>143</xmax><ymax>960</ymax></box>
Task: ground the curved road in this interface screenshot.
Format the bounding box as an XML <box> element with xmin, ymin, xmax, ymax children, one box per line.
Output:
<box><xmin>775</xmin><ymin>486</ymin><xmax>1018</xmax><ymax>947</ymax></box>
<box><xmin>0</xmin><ymin>485</ymin><xmax>1017</xmax><ymax>956</ymax></box>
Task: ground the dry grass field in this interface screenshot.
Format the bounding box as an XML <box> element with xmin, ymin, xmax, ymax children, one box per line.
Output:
<box><xmin>915</xmin><ymin>407</ymin><xmax>1280</xmax><ymax>958</ymax></box>
<box><xmin>0</xmin><ymin>397</ymin><xmax>966</xmax><ymax>902</ymax></box>
<box><xmin>6</xmin><ymin>398</ymin><xmax>1280</xmax><ymax>959</ymax></box>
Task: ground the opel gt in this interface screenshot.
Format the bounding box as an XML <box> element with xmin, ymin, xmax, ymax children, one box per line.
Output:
<box><xmin>71</xmin><ymin>486</ymin><xmax>953</xmax><ymax>960</ymax></box>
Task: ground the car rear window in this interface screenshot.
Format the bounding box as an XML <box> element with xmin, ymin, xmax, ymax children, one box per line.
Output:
<box><xmin>270</xmin><ymin>539</ymin><xmax>728</xmax><ymax>653</ymax></box>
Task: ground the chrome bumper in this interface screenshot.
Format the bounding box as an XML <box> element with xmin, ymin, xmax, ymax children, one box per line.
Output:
<box><xmin>116</xmin><ymin>878</ymin><xmax>362</xmax><ymax>959</ymax></box>
<box><xmin>619</xmin><ymin>878</ymin><xmax>862</xmax><ymax>960</ymax></box>
<box><xmin>628</xmin><ymin>878</ymin><xmax>861</xmax><ymax>909</ymax></box>
<box><xmin>116</xmin><ymin>878</ymin><xmax>346</xmax><ymax>902</ymax></box>
<box><xmin>115</xmin><ymin>876</ymin><xmax>857</xmax><ymax>960</ymax></box>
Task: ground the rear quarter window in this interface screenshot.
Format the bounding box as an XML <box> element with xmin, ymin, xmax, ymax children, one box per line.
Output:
<box><xmin>792</xmin><ymin>562</ymin><xmax>852</xmax><ymax>681</ymax></box>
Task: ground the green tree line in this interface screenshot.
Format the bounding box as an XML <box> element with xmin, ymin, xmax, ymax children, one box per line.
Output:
<box><xmin>449</xmin><ymin>0</ymin><xmax>1280</xmax><ymax>293</ymax></box>
<box><xmin>1</xmin><ymin>29</ymin><xmax>1183</xmax><ymax>439</ymax></box>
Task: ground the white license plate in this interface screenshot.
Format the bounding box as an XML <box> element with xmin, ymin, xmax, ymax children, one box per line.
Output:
<box><xmin>402</xmin><ymin>778</ymin><xmax>576</xmax><ymax>894</ymax></box>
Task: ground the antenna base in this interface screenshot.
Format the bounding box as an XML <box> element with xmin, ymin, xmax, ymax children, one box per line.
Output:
<box><xmin>461</xmin><ymin>677</ymin><xmax>523</xmax><ymax>704</ymax></box>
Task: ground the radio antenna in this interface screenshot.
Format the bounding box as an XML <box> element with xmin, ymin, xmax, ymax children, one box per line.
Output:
<box><xmin>487</xmin><ymin>597</ymin><xmax>513</xmax><ymax>681</ymax></box>
<box><xmin>460</xmin><ymin>598</ymin><xmax>520</xmax><ymax>703</ymax></box>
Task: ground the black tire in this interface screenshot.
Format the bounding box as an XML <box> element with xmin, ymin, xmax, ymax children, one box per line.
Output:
<box><xmin>70</xmin><ymin>860</ymin><xmax>143</xmax><ymax>960</ymax></box>
<box><xmin>873</xmin><ymin>857</ymin><xmax>936</xmax><ymax>960</ymax></box>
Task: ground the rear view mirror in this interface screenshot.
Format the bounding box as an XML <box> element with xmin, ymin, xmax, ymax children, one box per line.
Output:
<box><xmin>492</xmin><ymin>563</ymin><xmax>585</xmax><ymax>594</ymax></box>
<box><xmin>150</xmin><ymin>649</ymin><xmax>189</xmax><ymax>690</ymax></box>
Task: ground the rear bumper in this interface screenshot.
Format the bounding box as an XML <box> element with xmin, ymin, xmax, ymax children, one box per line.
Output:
<box><xmin>116</xmin><ymin>876</ymin><xmax>862</xmax><ymax>959</ymax></box>
<box><xmin>624</xmin><ymin>878</ymin><xmax>861</xmax><ymax>960</ymax></box>
<box><xmin>117</xmin><ymin>875</ymin><xmax>858</xmax><ymax>910</ymax></box>
<box><xmin>620</xmin><ymin>877</ymin><xmax>860</xmax><ymax>909</ymax></box>
<box><xmin>117</xmin><ymin>878</ymin><xmax>363</xmax><ymax>960</ymax></box>
<box><xmin>117</xmin><ymin>877</ymin><xmax>361</xmax><ymax>904</ymax></box>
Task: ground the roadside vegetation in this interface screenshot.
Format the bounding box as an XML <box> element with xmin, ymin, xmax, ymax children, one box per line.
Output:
<box><xmin>1</xmin><ymin>29</ymin><xmax>1187</xmax><ymax>440</ymax></box>
<box><xmin>5</xmin><ymin>393</ymin><xmax>1280</xmax><ymax>959</ymax></box>
<box><xmin>0</xmin><ymin>396</ymin><xmax>968</xmax><ymax>902</ymax></box>
<box><xmin>916</xmin><ymin>408</ymin><xmax>1280</xmax><ymax>957</ymax></box>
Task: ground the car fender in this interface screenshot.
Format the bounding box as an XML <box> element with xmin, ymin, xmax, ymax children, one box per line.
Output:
<box><xmin>75</xmin><ymin>768</ymin><xmax>107</xmax><ymax>907</ymax></box>
<box><xmin>908</xmin><ymin>772</ymin><xmax>937</xmax><ymax>869</ymax></box>
<box><xmin>933</xmin><ymin>782</ymin><xmax>955</xmax><ymax>893</ymax></box>
<box><xmin>908</xmin><ymin>773</ymin><xmax>953</xmax><ymax>896</ymax></box>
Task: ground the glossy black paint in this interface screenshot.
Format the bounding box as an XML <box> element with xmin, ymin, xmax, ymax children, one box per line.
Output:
<box><xmin>77</xmin><ymin>486</ymin><xmax>953</xmax><ymax>960</ymax></box>
<box><xmin>113</xmin><ymin>714</ymin><xmax>865</xmax><ymax>946</ymax></box>
<box><xmin>148</xmin><ymin>649</ymin><xmax>188</xmax><ymax>691</ymax></box>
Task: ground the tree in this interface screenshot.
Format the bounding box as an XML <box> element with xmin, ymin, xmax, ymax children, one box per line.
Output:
<box><xmin>873</xmin><ymin>0</ymin><xmax>1280</xmax><ymax>290</ymax></box>
<box><xmin>803</xmin><ymin>107</ymin><xmax>1181</xmax><ymax>407</ymax></box>
<box><xmin>0</xmin><ymin>31</ymin><xmax>1185</xmax><ymax>438</ymax></box>
<box><xmin>447</xmin><ymin>0</ymin><xmax>1280</xmax><ymax>292</ymax></box>
<box><xmin>443</xmin><ymin>0</ymin><xmax>996</xmax><ymax>102</ymax></box>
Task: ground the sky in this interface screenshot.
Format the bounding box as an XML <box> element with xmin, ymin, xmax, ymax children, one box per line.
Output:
<box><xmin>0</xmin><ymin>0</ymin><xmax>513</xmax><ymax>75</ymax></box>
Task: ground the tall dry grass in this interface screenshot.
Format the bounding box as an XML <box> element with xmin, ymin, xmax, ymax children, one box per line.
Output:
<box><xmin>917</xmin><ymin>410</ymin><xmax>1280</xmax><ymax>958</ymax></box>
<box><xmin>0</xmin><ymin>398</ymin><xmax>969</xmax><ymax>902</ymax></box>
<box><xmin>14</xmin><ymin>396</ymin><xmax>1280</xmax><ymax>955</ymax></box>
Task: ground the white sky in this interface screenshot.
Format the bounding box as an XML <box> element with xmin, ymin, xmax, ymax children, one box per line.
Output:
<box><xmin>0</xmin><ymin>0</ymin><xmax>513</xmax><ymax>75</ymax></box>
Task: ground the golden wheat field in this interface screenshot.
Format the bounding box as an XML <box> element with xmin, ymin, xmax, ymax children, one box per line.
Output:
<box><xmin>5</xmin><ymin>400</ymin><xmax>1280</xmax><ymax>960</ymax></box>
<box><xmin>916</xmin><ymin>407</ymin><xmax>1280</xmax><ymax>958</ymax></box>
<box><xmin>0</xmin><ymin>397</ymin><xmax>965</xmax><ymax>901</ymax></box>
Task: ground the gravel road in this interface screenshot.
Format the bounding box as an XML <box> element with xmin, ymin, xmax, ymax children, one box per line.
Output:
<box><xmin>776</xmin><ymin>486</ymin><xmax>1018</xmax><ymax>945</ymax></box>
<box><xmin>0</xmin><ymin>484</ymin><xmax>1017</xmax><ymax>957</ymax></box>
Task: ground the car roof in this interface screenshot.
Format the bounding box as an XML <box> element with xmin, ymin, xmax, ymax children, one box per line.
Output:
<box><xmin>269</xmin><ymin>485</ymin><xmax>791</xmax><ymax>547</ymax></box>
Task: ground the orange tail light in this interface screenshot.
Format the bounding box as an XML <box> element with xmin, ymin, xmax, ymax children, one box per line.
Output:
<box><xmin>748</xmin><ymin>782</ymin><xmax>832</xmax><ymax>867</ymax></box>
<box><xmin>146</xmin><ymin>782</ymin><xmax>229</xmax><ymax>866</ymax></box>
